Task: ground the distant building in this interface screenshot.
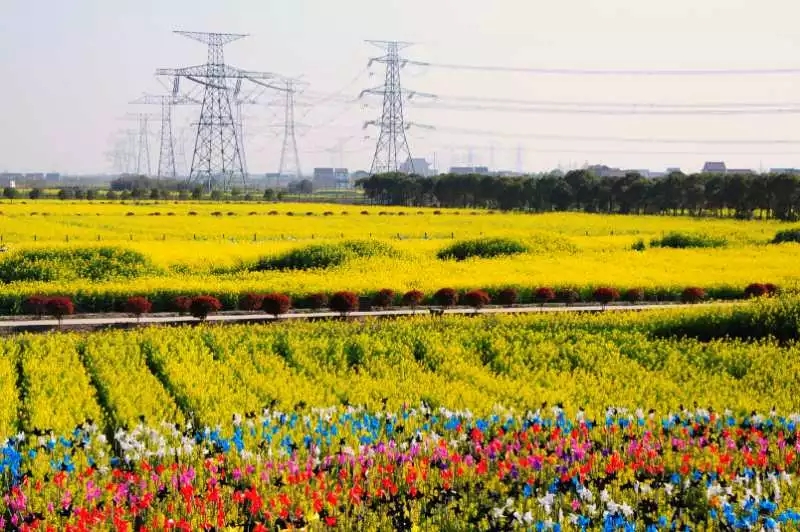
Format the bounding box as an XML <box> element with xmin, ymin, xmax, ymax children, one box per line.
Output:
<box><xmin>350</xmin><ymin>170</ymin><xmax>370</xmax><ymax>181</ymax></box>
<box><xmin>45</xmin><ymin>172</ymin><xmax>61</xmax><ymax>183</ymax></box>
<box><xmin>400</xmin><ymin>157</ymin><xmax>433</xmax><ymax>177</ymax></box>
<box><xmin>587</xmin><ymin>165</ymin><xmax>625</xmax><ymax>178</ymax></box>
<box><xmin>666</xmin><ymin>167</ymin><xmax>683</xmax><ymax>174</ymax></box>
<box><xmin>727</xmin><ymin>168</ymin><xmax>754</xmax><ymax>175</ymax></box>
<box><xmin>23</xmin><ymin>172</ymin><xmax>44</xmax><ymax>181</ymax></box>
<box><xmin>313</xmin><ymin>167</ymin><xmax>349</xmax><ymax>189</ymax></box>
<box><xmin>0</xmin><ymin>173</ymin><xmax>21</xmax><ymax>187</ymax></box>
<box><xmin>702</xmin><ymin>161</ymin><xmax>727</xmax><ymax>174</ymax></box>
<box><xmin>449</xmin><ymin>166</ymin><xmax>489</xmax><ymax>175</ymax></box>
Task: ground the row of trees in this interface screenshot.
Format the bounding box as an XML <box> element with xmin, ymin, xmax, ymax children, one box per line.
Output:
<box><xmin>357</xmin><ymin>171</ymin><xmax>800</xmax><ymax>220</ymax></box>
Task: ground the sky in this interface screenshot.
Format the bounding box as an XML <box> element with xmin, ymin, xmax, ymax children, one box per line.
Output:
<box><xmin>2</xmin><ymin>0</ymin><xmax>800</xmax><ymax>175</ymax></box>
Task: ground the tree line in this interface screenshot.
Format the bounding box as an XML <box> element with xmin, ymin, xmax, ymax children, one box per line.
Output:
<box><xmin>356</xmin><ymin>171</ymin><xmax>800</xmax><ymax>220</ymax></box>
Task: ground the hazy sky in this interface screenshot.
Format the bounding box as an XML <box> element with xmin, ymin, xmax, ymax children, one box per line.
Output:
<box><xmin>2</xmin><ymin>0</ymin><xmax>800</xmax><ymax>175</ymax></box>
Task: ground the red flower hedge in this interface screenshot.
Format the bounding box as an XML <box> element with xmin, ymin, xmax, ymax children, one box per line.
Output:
<box><xmin>371</xmin><ymin>289</ymin><xmax>395</xmax><ymax>309</ymax></box>
<box><xmin>681</xmin><ymin>287</ymin><xmax>706</xmax><ymax>304</ymax></box>
<box><xmin>190</xmin><ymin>296</ymin><xmax>222</xmax><ymax>321</ymax></box>
<box><xmin>306</xmin><ymin>293</ymin><xmax>328</xmax><ymax>311</ymax></box>
<box><xmin>172</xmin><ymin>296</ymin><xmax>193</xmax><ymax>315</ymax></box>
<box><xmin>534</xmin><ymin>287</ymin><xmax>556</xmax><ymax>306</ymax></box>
<box><xmin>463</xmin><ymin>290</ymin><xmax>491</xmax><ymax>310</ymax></box>
<box><xmin>23</xmin><ymin>295</ymin><xmax>49</xmax><ymax>317</ymax></box>
<box><xmin>744</xmin><ymin>283</ymin><xmax>768</xmax><ymax>299</ymax></box>
<box><xmin>329</xmin><ymin>291</ymin><xmax>359</xmax><ymax>315</ymax></box>
<box><xmin>262</xmin><ymin>293</ymin><xmax>291</xmax><ymax>317</ymax></box>
<box><xmin>45</xmin><ymin>297</ymin><xmax>74</xmax><ymax>321</ymax></box>
<box><xmin>765</xmin><ymin>283</ymin><xmax>779</xmax><ymax>296</ymax></box>
<box><xmin>496</xmin><ymin>288</ymin><xmax>518</xmax><ymax>307</ymax></box>
<box><xmin>402</xmin><ymin>290</ymin><xmax>424</xmax><ymax>308</ymax></box>
<box><xmin>433</xmin><ymin>288</ymin><xmax>459</xmax><ymax>308</ymax></box>
<box><xmin>557</xmin><ymin>288</ymin><xmax>580</xmax><ymax>305</ymax></box>
<box><xmin>239</xmin><ymin>293</ymin><xmax>264</xmax><ymax>311</ymax></box>
<box><xmin>624</xmin><ymin>288</ymin><xmax>645</xmax><ymax>304</ymax></box>
<box><xmin>593</xmin><ymin>287</ymin><xmax>620</xmax><ymax>306</ymax></box>
<box><xmin>124</xmin><ymin>296</ymin><xmax>152</xmax><ymax>318</ymax></box>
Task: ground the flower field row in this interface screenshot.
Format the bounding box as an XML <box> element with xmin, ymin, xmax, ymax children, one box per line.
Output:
<box><xmin>3</xmin><ymin>406</ymin><xmax>800</xmax><ymax>529</ymax></box>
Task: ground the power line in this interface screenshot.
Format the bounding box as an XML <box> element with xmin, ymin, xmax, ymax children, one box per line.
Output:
<box><xmin>428</xmin><ymin>125</ymin><xmax>800</xmax><ymax>145</ymax></box>
<box><xmin>418</xmin><ymin>93</ymin><xmax>800</xmax><ymax>110</ymax></box>
<box><xmin>409</xmin><ymin>101</ymin><xmax>800</xmax><ymax>116</ymax></box>
<box><xmin>406</xmin><ymin>60</ymin><xmax>800</xmax><ymax>76</ymax></box>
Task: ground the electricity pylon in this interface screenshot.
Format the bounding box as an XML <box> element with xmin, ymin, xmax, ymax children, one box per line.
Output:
<box><xmin>131</xmin><ymin>93</ymin><xmax>197</xmax><ymax>180</ymax></box>
<box><xmin>278</xmin><ymin>80</ymin><xmax>303</xmax><ymax>179</ymax></box>
<box><xmin>156</xmin><ymin>31</ymin><xmax>288</xmax><ymax>191</ymax></box>
<box><xmin>361</xmin><ymin>40</ymin><xmax>415</xmax><ymax>175</ymax></box>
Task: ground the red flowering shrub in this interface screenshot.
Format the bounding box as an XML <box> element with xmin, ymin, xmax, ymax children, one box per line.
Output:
<box><xmin>534</xmin><ymin>287</ymin><xmax>556</xmax><ymax>306</ymax></box>
<box><xmin>45</xmin><ymin>297</ymin><xmax>74</xmax><ymax>322</ymax></box>
<box><xmin>172</xmin><ymin>296</ymin><xmax>192</xmax><ymax>315</ymax></box>
<box><xmin>371</xmin><ymin>289</ymin><xmax>395</xmax><ymax>309</ymax></box>
<box><xmin>765</xmin><ymin>283</ymin><xmax>779</xmax><ymax>296</ymax></box>
<box><xmin>744</xmin><ymin>283</ymin><xmax>768</xmax><ymax>299</ymax></box>
<box><xmin>624</xmin><ymin>288</ymin><xmax>645</xmax><ymax>304</ymax></box>
<box><xmin>556</xmin><ymin>288</ymin><xmax>580</xmax><ymax>306</ymax></box>
<box><xmin>262</xmin><ymin>293</ymin><xmax>291</xmax><ymax>317</ymax></box>
<box><xmin>433</xmin><ymin>288</ymin><xmax>459</xmax><ymax>309</ymax></box>
<box><xmin>329</xmin><ymin>291</ymin><xmax>359</xmax><ymax>315</ymax></box>
<box><xmin>593</xmin><ymin>287</ymin><xmax>620</xmax><ymax>307</ymax></box>
<box><xmin>23</xmin><ymin>295</ymin><xmax>48</xmax><ymax>318</ymax></box>
<box><xmin>496</xmin><ymin>288</ymin><xmax>519</xmax><ymax>307</ymax></box>
<box><xmin>463</xmin><ymin>290</ymin><xmax>491</xmax><ymax>310</ymax></box>
<box><xmin>238</xmin><ymin>293</ymin><xmax>264</xmax><ymax>311</ymax></box>
<box><xmin>306</xmin><ymin>292</ymin><xmax>328</xmax><ymax>311</ymax></box>
<box><xmin>124</xmin><ymin>297</ymin><xmax>152</xmax><ymax>320</ymax></box>
<box><xmin>402</xmin><ymin>290</ymin><xmax>425</xmax><ymax>308</ymax></box>
<box><xmin>681</xmin><ymin>287</ymin><xmax>706</xmax><ymax>304</ymax></box>
<box><xmin>190</xmin><ymin>296</ymin><xmax>222</xmax><ymax>321</ymax></box>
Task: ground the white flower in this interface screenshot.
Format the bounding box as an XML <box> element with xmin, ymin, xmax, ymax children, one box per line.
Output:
<box><xmin>620</xmin><ymin>503</ymin><xmax>633</xmax><ymax>518</ymax></box>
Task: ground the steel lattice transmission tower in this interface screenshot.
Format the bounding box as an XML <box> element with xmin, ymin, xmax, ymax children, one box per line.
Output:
<box><xmin>361</xmin><ymin>41</ymin><xmax>415</xmax><ymax>175</ymax></box>
<box><xmin>135</xmin><ymin>114</ymin><xmax>152</xmax><ymax>176</ymax></box>
<box><xmin>131</xmin><ymin>93</ymin><xmax>197</xmax><ymax>180</ymax></box>
<box><xmin>278</xmin><ymin>80</ymin><xmax>303</xmax><ymax>178</ymax></box>
<box><xmin>157</xmin><ymin>31</ymin><xmax>286</xmax><ymax>191</ymax></box>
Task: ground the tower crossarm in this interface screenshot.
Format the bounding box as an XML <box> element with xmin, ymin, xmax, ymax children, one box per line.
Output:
<box><xmin>174</xmin><ymin>31</ymin><xmax>248</xmax><ymax>46</ymax></box>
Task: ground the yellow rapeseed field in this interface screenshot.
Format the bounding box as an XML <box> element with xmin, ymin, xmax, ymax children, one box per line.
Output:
<box><xmin>0</xmin><ymin>200</ymin><xmax>797</xmax><ymax>301</ymax></box>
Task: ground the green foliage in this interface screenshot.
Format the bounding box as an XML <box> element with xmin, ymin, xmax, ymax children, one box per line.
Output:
<box><xmin>772</xmin><ymin>229</ymin><xmax>800</xmax><ymax>244</ymax></box>
<box><xmin>253</xmin><ymin>240</ymin><xmax>397</xmax><ymax>271</ymax></box>
<box><xmin>0</xmin><ymin>247</ymin><xmax>155</xmax><ymax>283</ymax></box>
<box><xmin>650</xmin><ymin>232</ymin><xmax>727</xmax><ymax>249</ymax></box>
<box><xmin>651</xmin><ymin>295</ymin><xmax>800</xmax><ymax>343</ymax></box>
<box><xmin>437</xmin><ymin>237</ymin><xmax>528</xmax><ymax>261</ymax></box>
<box><xmin>631</xmin><ymin>238</ymin><xmax>646</xmax><ymax>251</ymax></box>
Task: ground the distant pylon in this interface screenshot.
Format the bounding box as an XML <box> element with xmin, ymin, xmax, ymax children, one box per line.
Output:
<box><xmin>136</xmin><ymin>114</ymin><xmax>151</xmax><ymax>176</ymax></box>
<box><xmin>131</xmin><ymin>94</ymin><xmax>198</xmax><ymax>180</ymax></box>
<box><xmin>362</xmin><ymin>41</ymin><xmax>414</xmax><ymax>175</ymax></box>
<box><xmin>278</xmin><ymin>80</ymin><xmax>303</xmax><ymax>178</ymax></box>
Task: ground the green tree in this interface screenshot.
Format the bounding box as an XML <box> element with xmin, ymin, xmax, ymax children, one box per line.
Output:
<box><xmin>2</xmin><ymin>187</ymin><xmax>19</xmax><ymax>200</ymax></box>
<box><xmin>85</xmin><ymin>189</ymin><xmax>97</xmax><ymax>201</ymax></box>
<box><xmin>150</xmin><ymin>188</ymin><xmax>160</xmax><ymax>200</ymax></box>
<box><xmin>57</xmin><ymin>188</ymin><xmax>74</xmax><ymax>200</ymax></box>
<box><xmin>105</xmin><ymin>190</ymin><xmax>119</xmax><ymax>200</ymax></box>
<box><xmin>210</xmin><ymin>189</ymin><xmax>223</xmax><ymax>201</ymax></box>
<box><xmin>230</xmin><ymin>187</ymin><xmax>242</xmax><ymax>199</ymax></box>
<box><xmin>191</xmin><ymin>186</ymin><xmax>203</xmax><ymax>200</ymax></box>
<box><xmin>28</xmin><ymin>188</ymin><xmax>42</xmax><ymax>200</ymax></box>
